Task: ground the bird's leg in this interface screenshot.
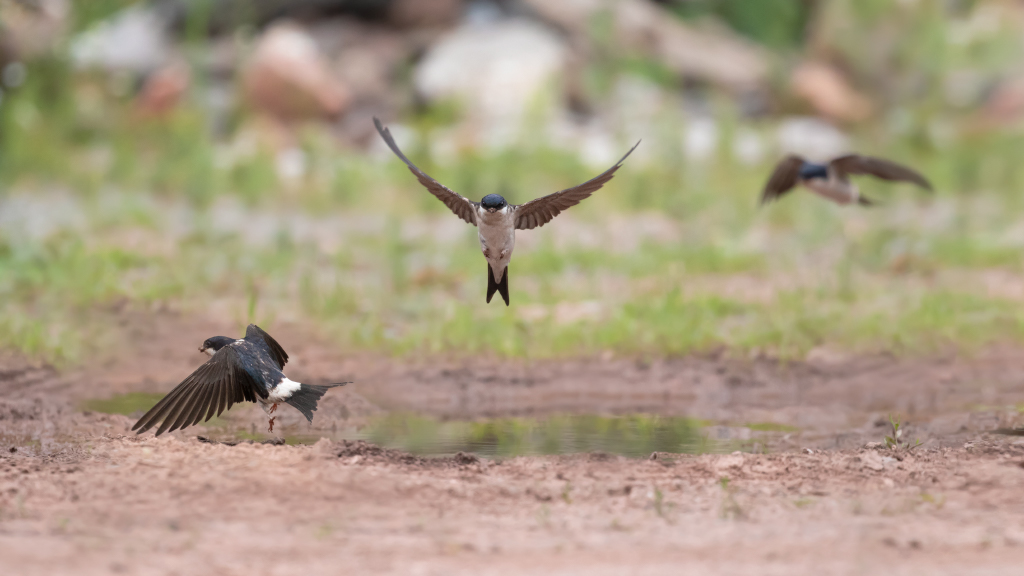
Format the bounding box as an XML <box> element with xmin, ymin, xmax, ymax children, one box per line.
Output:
<box><xmin>269</xmin><ymin>403</ymin><xmax>278</xmax><ymax>414</ymax></box>
<box><xmin>267</xmin><ymin>417</ymin><xmax>276</xmax><ymax>433</ymax></box>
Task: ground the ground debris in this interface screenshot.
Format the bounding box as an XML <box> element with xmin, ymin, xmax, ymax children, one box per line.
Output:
<box><xmin>196</xmin><ymin>435</ymin><xmax>286</xmax><ymax>447</ymax></box>
<box><xmin>329</xmin><ymin>440</ymin><xmax>486</xmax><ymax>469</ymax></box>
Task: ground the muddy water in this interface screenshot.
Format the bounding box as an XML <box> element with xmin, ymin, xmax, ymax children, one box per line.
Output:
<box><xmin>84</xmin><ymin>393</ymin><xmax>759</xmax><ymax>457</ymax></box>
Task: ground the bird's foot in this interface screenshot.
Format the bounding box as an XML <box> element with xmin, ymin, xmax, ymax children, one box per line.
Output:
<box><xmin>269</xmin><ymin>403</ymin><xmax>278</xmax><ymax>414</ymax></box>
<box><xmin>267</xmin><ymin>417</ymin><xmax>276</xmax><ymax>433</ymax></box>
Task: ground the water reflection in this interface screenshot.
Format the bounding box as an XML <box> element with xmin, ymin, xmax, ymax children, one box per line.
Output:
<box><xmin>83</xmin><ymin>392</ymin><xmax>768</xmax><ymax>457</ymax></box>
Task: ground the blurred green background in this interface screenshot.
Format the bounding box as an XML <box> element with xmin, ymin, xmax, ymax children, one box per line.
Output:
<box><xmin>4</xmin><ymin>0</ymin><xmax>1024</xmax><ymax>364</ymax></box>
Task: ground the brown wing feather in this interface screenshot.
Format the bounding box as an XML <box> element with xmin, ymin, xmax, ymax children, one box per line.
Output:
<box><xmin>513</xmin><ymin>141</ymin><xmax>641</xmax><ymax>230</ymax></box>
<box><xmin>830</xmin><ymin>155</ymin><xmax>932</xmax><ymax>190</ymax></box>
<box><xmin>132</xmin><ymin>347</ymin><xmax>264</xmax><ymax>436</ymax></box>
<box><xmin>373</xmin><ymin>117</ymin><xmax>478</xmax><ymax>225</ymax></box>
<box><xmin>246</xmin><ymin>324</ymin><xmax>288</xmax><ymax>369</ymax></box>
<box><xmin>761</xmin><ymin>155</ymin><xmax>804</xmax><ymax>205</ymax></box>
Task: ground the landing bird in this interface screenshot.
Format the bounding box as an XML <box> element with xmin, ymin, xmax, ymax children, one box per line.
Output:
<box><xmin>761</xmin><ymin>154</ymin><xmax>932</xmax><ymax>206</ymax></box>
<box><xmin>374</xmin><ymin>117</ymin><xmax>639</xmax><ymax>305</ymax></box>
<box><xmin>132</xmin><ymin>324</ymin><xmax>348</xmax><ymax>436</ymax></box>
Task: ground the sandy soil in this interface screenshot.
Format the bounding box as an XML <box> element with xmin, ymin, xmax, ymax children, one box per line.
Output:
<box><xmin>2</xmin><ymin>311</ymin><xmax>1024</xmax><ymax>574</ymax></box>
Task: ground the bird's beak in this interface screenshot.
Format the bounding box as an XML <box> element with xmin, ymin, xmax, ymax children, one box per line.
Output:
<box><xmin>487</xmin><ymin>207</ymin><xmax>497</xmax><ymax>213</ymax></box>
<box><xmin>198</xmin><ymin>346</ymin><xmax>205</xmax><ymax>353</ymax></box>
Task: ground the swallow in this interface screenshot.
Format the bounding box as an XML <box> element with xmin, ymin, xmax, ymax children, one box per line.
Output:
<box><xmin>132</xmin><ymin>324</ymin><xmax>348</xmax><ymax>436</ymax></box>
<box><xmin>374</xmin><ymin>117</ymin><xmax>639</xmax><ymax>305</ymax></box>
<box><xmin>761</xmin><ymin>154</ymin><xmax>932</xmax><ymax>206</ymax></box>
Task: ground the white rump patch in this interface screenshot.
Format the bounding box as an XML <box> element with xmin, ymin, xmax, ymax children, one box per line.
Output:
<box><xmin>269</xmin><ymin>377</ymin><xmax>302</xmax><ymax>402</ymax></box>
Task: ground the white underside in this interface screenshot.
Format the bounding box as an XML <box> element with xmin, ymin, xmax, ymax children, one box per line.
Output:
<box><xmin>804</xmin><ymin>178</ymin><xmax>857</xmax><ymax>205</ymax></box>
<box><xmin>476</xmin><ymin>207</ymin><xmax>516</xmax><ymax>279</ymax></box>
<box><xmin>269</xmin><ymin>377</ymin><xmax>301</xmax><ymax>402</ymax></box>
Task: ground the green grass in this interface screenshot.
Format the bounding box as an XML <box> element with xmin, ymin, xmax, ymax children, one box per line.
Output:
<box><xmin>6</xmin><ymin>3</ymin><xmax>1024</xmax><ymax>364</ymax></box>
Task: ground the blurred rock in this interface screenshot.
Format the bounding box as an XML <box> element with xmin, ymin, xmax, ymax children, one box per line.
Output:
<box><xmin>414</xmin><ymin>18</ymin><xmax>567</xmax><ymax>148</ymax></box>
<box><xmin>307</xmin><ymin>18</ymin><xmax>409</xmax><ymax>111</ymax></box>
<box><xmin>790</xmin><ymin>61</ymin><xmax>873</xmax><ymax>123</ymax></box>
<box><xmin>983</xmin><ymin>77</ymin><xmax>1024</xmax><ymax>126</ymax></box>
<box><xmin>388</xmin><ymin>0</ymin><xmax>464</xmax><ymax>28</ymax></box>
<box><xmin>70</xmin><ymin>5</ymin><xmax>174</xmax><ymax>74</ymax></box>
<box><xmin>136</xmin><ymin>61</ymin><xmax>191</xmax><ymax>116</ymax></box>
<box><xmin>242</xmin><ymin>22</ymin><xmax>351</xmax><ymax>121</ymax></box>
<box><xmin>524</xmin><ymin>0</ymin><xmax>767</xmax><ymax>90</ymax></box>
<box><xmin>0</xmin><ymin>0</ymin><xmax>68</xmax><ymax>61</ymax></box>
<box><xmin>776</xmin><ymin>116</ymin><xmax>850</xmax><ymax>161</ymax></box>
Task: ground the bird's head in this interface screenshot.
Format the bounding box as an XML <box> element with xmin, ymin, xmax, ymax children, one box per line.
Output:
<box><xmin>798</xmin><ymin>162</ymin><xmax>828</xmax><ymax>181</ymax></box>
<box><xmin>199</xmin><ymin>336</ymin><xmax>235</xmax><ymax>356</ymax></box>
<box><xmin>480</xmin><ymin>193</ymin><xmax>507</xmax><ymax>213</ymax></box>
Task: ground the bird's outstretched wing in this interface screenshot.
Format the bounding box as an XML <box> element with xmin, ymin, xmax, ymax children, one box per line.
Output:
<box><xmin>761</xmin><ymin>155</ymin><xmax>805</xmax><ymax>205</ymax></box>
<box><xmin>246</xmin><ymin>324</ymin><xmax>288</xmax><ymax>369</ymax></box>
<box><xmin>132</xmin><ymin>347</ymin><xmax>267</xmax><ymax>436</ymax></box>
<box><xmin>512</xmin><ymin>141</ymin><xmax>641</xmax><ymax>230</ymax></box>
<box><xmin>373</xmin><ymin>117</ymin><xmax>478</xmax><ymax>225</ymax></box>
<box><xmin>829</xmin><ymin>155</ymin><xmax>932</xmax><ymax>190</ymax></box>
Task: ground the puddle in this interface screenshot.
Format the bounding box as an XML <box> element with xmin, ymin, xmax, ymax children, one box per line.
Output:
<box><xmin>84</xmin><ymin>393</ymin><xmax>782</xmax><ymax>457</ymax></box>
<box><xmin>81</xmin><ymin>392</ymin><xmax>165</xmax><ymax>416</ymax></box>
<box><xmin>292</xmin><ymin>414</ymin><xmax>735</xmax><ymax>458</ymax></box>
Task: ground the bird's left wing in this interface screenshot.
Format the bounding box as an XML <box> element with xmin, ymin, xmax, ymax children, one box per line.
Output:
<box><xmin>829</xmin><ymin>155</ymin><xmax>933</xmax><ymax>190</ymax></box>
<box><xmin>373</xmin><ymin>117</ymin><xmax>479</xmax><ymax>225</ymax></box>
<box><xmin>246</xmin><ymin>324</ymin><xmax>289</xmax><ymax>369</ymax></box>
<box><xmin>513</xmin><ymin>141</ymin><xmax>640</xmax><ymax>230</ymax></box>
<box><xmin>761</xmin><ymin>155</ymin><xmax>804</xmax><ymax>205</ymax></box>
<box><xmin>131</xmin><ymin>347</ymin><xmax>266</xmax><ymax>436</ymax></box>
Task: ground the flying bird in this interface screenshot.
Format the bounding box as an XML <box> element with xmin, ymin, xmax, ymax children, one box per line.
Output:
<box><xmin>132</xmin><ymin>324</ymin><xmax>348</xmax><ymax>436</ymax></box>
<box><xmin>761</xmin><ymin>154</ymin><xmax>932</xmax><ymax>206</ymax></box>
<box><xmin>374</xmin><ymin>117</ymin><xmax>639</xmax><ymax>305</ymax></box>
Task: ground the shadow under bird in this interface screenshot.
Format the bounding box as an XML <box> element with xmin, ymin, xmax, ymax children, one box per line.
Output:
<box><xmin>132</xmin><ymin>324</ymin><xmax>348</xmax><ymax>436</ymax></box>
<box><xmin>761</xmin><ymin>154</ymin><xmax>932</xmax><ymax>206</ymax></box>
<box><xmin>374</xmin><ymin>117</ymin><xmax>640</xmax><ymax>306</ymax></box>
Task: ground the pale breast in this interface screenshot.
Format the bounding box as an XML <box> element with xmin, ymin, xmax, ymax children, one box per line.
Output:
<box><xmin>476</xmin><ymin>209</ymin><xmax>516</xmax><ymax>258</ymax></box>
<box><xmin>804</xmin><ymin>178</ymin><xmax>857</xmax><ymax>205</ymax></box>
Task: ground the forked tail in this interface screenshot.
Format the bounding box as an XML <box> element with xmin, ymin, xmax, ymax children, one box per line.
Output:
<box><xmin>486</xmin><ymin>265</ymin><xmax>510</xmax><ymax>306</ymax></box>
<box><xmin>284</xmin><ymin>382</ymin><xmax>349</xmax><ymax>423</ymax></box>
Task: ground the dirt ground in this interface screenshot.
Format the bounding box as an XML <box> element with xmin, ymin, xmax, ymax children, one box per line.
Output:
<box><xmin>2</xmin><ymin>311</ymin><xmax>1024</xmax><ymax>575</ymax></box>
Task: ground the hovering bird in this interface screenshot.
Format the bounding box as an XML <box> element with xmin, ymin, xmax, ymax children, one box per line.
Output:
<box><xmin>761</xmin><ymin>154</ymin><xmax>932</xmax><ymax>206</ymax></box>
<box><xmin>374</xmin><ymin>117</ymin><xmax>639</xmax><ymax>305</ymax></box>
<box><xmin>132</xmin><ymin>324</ymin><xmax>348</xmax><ymax>436</ymax></box>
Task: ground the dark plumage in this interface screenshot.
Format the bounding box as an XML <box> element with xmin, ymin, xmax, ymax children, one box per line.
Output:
<box><xmin>132</xmin><ymin>324</ymin><xmax>348</xmax><ymax>436</ymax></box>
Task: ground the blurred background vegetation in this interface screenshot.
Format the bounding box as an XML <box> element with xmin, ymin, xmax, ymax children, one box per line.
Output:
<box><xmin>4</xmin><ymin>0</ymin><xmax>1024</xmax><ymax>364</ymax></box>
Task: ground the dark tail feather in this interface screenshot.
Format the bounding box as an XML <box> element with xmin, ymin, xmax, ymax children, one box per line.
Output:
<box><xmin>486</xmin><ymin>265</ymin><xmax>509</xmax><ymax>306</ymax></box>
<box><xmin>858</xmin><ymin>195</ymin><xmax>874</xmax><ymax>206</ymax></box>
<box><xmin>284</xmin><ymin>383</ymin><xmax>349</xmax><ymax>423</ymax></box>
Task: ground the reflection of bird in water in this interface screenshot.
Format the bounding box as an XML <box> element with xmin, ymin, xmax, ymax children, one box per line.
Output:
<box><xmin>374</xmin><ymin>117</ymin><xmax>639</xmax><ymax>306</ymax></box>
<box><xmin>132</xmin><ymin>324</ymin><xmax>348</xmax><ymax>436</ymax></box>
<box><xmin>761</xmin><ymin>154</ymin><xmax>932</xmax><ymax>206</ymax></box>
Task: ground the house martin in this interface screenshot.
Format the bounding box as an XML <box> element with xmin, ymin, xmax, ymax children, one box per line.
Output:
<box><xmin>374</xmin><ymin>117</ymin><xmax>639</xmax><ymax>305</ymax></box>
<box><xmin>761</xmin><ymin>154</ymin><xmax>932</xmax><ymax>206</ymax></box>
<box><xmin>132</xmin><ymin>324</ymin><xmax>348</xmax><ymax>436</ymax></box>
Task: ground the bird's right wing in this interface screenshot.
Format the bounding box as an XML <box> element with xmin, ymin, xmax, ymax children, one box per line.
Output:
<box><xmin>246</xmin><ymin>324</ymin><xmax>288</xmax><ymax>369</ymax></box>
<box><xmin>829</xmin><ymin>155</ymin><xmax>933</xmax><ymax>190</ymax></box>
<box><xmin>132</xmin><ymin>347</ymin><xmax>266</xmax><ymax>436</ymax></box>
<box><xmin>512</xmin><ymin>141</ymin><xmax>640</xmax><ymax>230</ymax></box>
<box><xmin>761</xmin><ymin>155</ymin><xmax>804</xmax><ymax>205</ymax></box>
<box><xmin>373</xmin><ymin>117</ymin><xmax>478</xmax><ymax>225</ymax></box>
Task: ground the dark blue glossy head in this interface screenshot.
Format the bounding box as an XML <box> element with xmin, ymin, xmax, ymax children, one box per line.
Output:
<box><xmin>798</xmin><ymin>162</ymin><xmax>828</xmax><ymax>180</ymax></box>
<box><xmin>200</xmin><ymin>336</ymin><xmax>235</xmax><ymax>354</ymax></box>
<box><xmin>480</xmin><ymin>194</ymin><xmax>507</xmax><ymax>212</ymax></box>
